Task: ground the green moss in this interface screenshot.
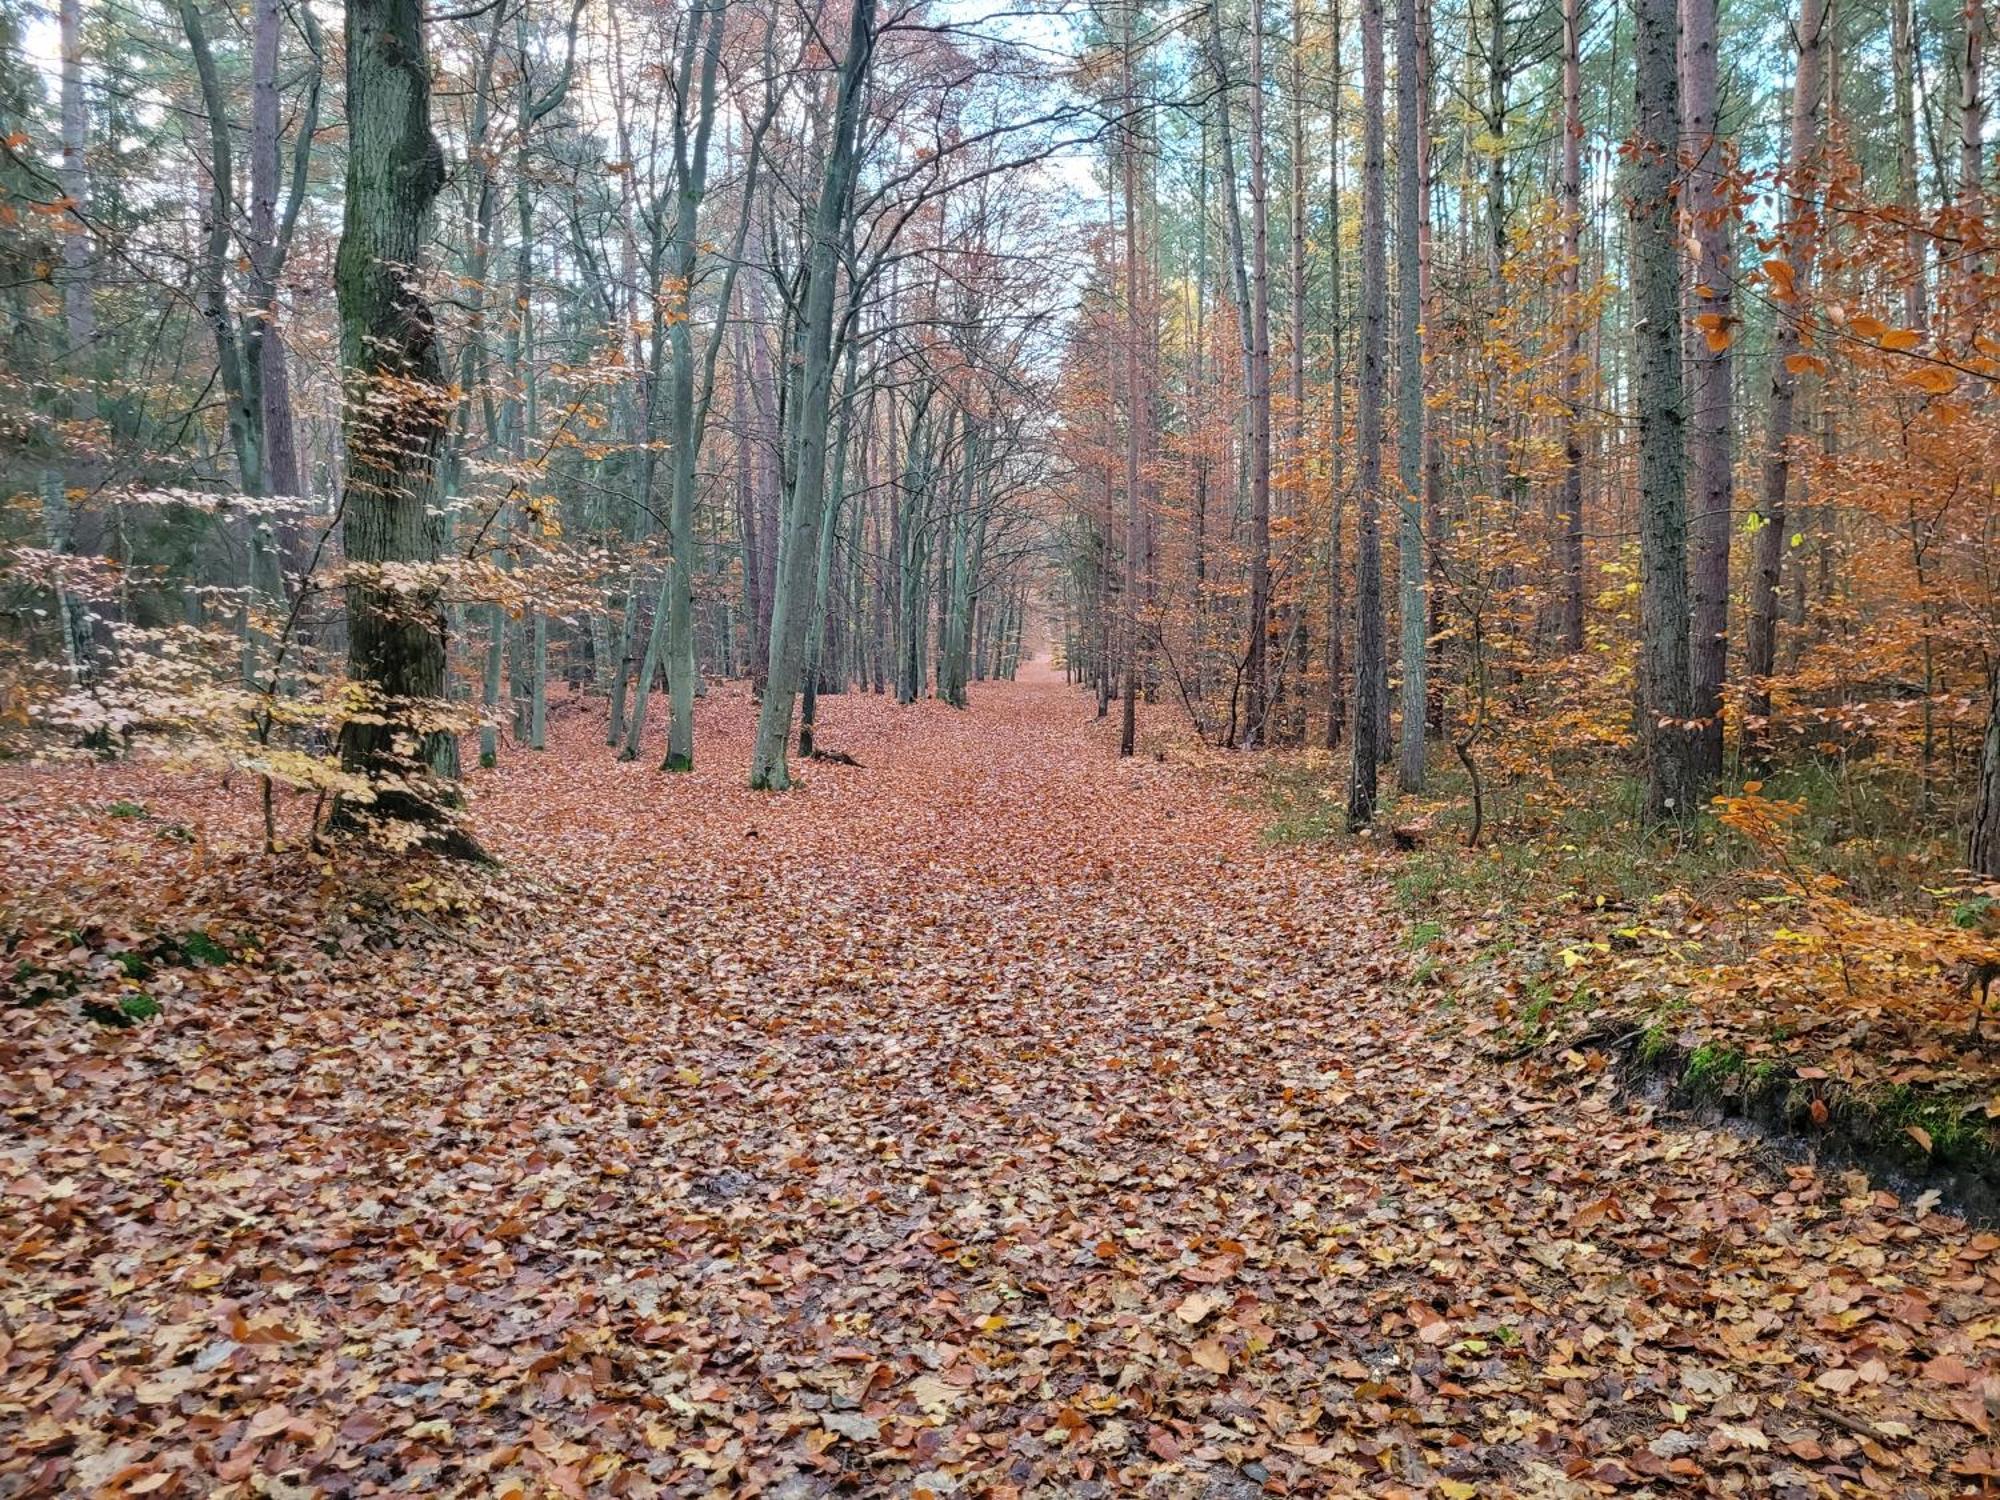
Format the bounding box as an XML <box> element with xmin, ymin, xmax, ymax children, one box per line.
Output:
<box><xmin>1871</xmin><ymin>1084</ymin><xmax>1989</xmax><ymax>1160</ymax></box>
<box><xmin>1682</xmin><ymin>1043</ymin><xmax>1747</xmax><ymax>1097</ymax></box>
<box><xmin>177</xmin><ymin>931</ymin><xmax>231</xmax><ymax>966</ymax></box>
<box><xmin>84</xmin><ymin>992</ymin><xmax>160</xmax><ymax>1027</ymax></box>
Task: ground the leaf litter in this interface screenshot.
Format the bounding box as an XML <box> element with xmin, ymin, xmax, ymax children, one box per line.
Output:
<box><xmin>3</xmin><ymin>679</ymin><xmax>1999</xmax><ymax>1497</ymax></box>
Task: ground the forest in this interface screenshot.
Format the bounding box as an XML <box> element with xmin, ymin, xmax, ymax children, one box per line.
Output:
<box><xmin>9</xmin><ymin>0</ymin><xmax>2000</xmax><ymax>1491</ymax></box>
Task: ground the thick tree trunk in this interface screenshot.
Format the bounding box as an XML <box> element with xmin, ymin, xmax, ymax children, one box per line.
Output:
<box><xmin>1634</xmin><ymin>0</ymin><xmax>1696</xmax><ymax>821</ymax></box>
<box><xmin>1347</xmin><ymin>0</ymin><xmax>1387</xmax><ymax>827</ymax></box>
<box><xmin>335</xmin><ymin>0</ymin><xmax>466</xmax><ymax>833</ymax></box>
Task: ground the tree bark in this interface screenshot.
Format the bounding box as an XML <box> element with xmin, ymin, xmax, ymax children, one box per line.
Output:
<box><xmin>1682</xmin><ymin>0</ymin><xmax>1733</xmax><ymax>780</ymax></box>
<box><xmin>1325</xmin><ymin>0</ymin><xmax>1346</xmax><ymax>749</ymax></box>
<box><xmin>1244</xmin><ymin>0</ymin><xmax>1274</xmax><ymax>748</ymax></box>
<box><xmin>1744</xmin><ymin>0</ymin><xmax>1827</xmax><ymax>763</ymax></box>
<box><xmin>1347</xmin><ymin>0</ymin><xmax>1387</xmax><ymax>827</ymax></box>
<box><xmin>335</xmin><ymin>0</ymin><xmax>466</xmax><ymax>835</ymax></box>
<box><xmin>749</xmin><ymin>0</ymin><xmax>875</xmax><ymax>790</ymax></box>
<box><xmin>1558</xmin><ymin>0</ymin><xmax>1585</xmax><ymax>654</ymax></box>
<box><xmin>1634</xmin><ymin>0</ymin><xmax>1697</xmax><ymax>820</ymax></box>
<box><xmin>1395</xmin><ymin>0</ymin><xmax>1426</xmax><ymax>792</ymax></box>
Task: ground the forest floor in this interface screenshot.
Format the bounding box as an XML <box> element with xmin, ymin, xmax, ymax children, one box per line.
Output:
<box><xmin>5</xmin><ymin>673</ymin><xmax>2000</xmax><ymax>1499</ymax></box>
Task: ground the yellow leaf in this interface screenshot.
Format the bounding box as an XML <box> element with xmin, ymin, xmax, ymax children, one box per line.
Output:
<box><xmin>1439</xmin><ymin>1483</ymin><xmax>1479</xmax><ymax>1499</ymax></box>
<box><xmin>1880</xmin><ymin>327</ymin><xmax>1923</xmax><ymax>351</ymax></box>
<box><xmin>1907</xmin><ymin>1125</ymin><xmax>1933</xmax><ymax>1152</ymax></box>
<box><xmin>1850</xmin><ymin>312</ymin><xmax>1888</xmax><ymax>339</ymax></box>
<box><xmin>1785</xmin><ymin>353</ymin><xmax>1826</xmax><ymax>376</ymax></box>
<box><xmin>1905</xmin><ymin>365</ymin><xmax>1958</xmax><ymax>395</ymax></box>
<box><xmin>1190</xmin><ymin>1338</ymin><xmax>1231</xmax><ymax>1374</ymax></box>
<box><xmin>1704</xmin><ymin>326</ymin><xmax>1734</xmax><ymax>352</ymax></box>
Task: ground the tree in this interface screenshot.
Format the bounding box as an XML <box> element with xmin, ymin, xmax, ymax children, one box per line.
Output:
<box><xmin>749</xmin><ymin>0</ymin><xmax>876</xmax><ymax>791</ymax></box>
<box><xmin>1632</xmin><ymin>0</ymin><xmax>1695</xmax><ymax>822</ymax></box>
<box><xmin>1682</xmin><ymin>0</ymin><xmax>1732</xmax><ymax>782</ymax></box>
<box><xmin>1348</xmin><ymin>0</ymin><xmax>1387</xmax><ymax>827</ymax></box>
<box><xmin>334</xmin><ymin>0</ymin><xmax>466</xmax><ymax>840</ymax></box>
<box><xmin>1744</xmin><ymin>0</ymin><xmax>1828</xmax><ymax>765</ymax></box>
<box><xmin>1556</xmin><ymin>0</ymin><xmax>1584</xmax><ymax>656</ymax></box>
<box><xmin>1394</xmin><ymin>0</ymin><xmax>1425</xmax><ymax>792</ymax></box>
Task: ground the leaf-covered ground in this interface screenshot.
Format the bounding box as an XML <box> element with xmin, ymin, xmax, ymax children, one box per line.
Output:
<box><xmin>5</xmin><ymin>677</ymin><xmax>2000</xmax><ymax>1498</ymax></box>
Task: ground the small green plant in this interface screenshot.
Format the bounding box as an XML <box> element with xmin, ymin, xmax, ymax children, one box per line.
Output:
<box><xmin>1870</xmin><ymin>1084</ymin><xmax>1987</xmax><ymax>1159</ymax></box>
<box><xmin>113</xmin><ymin>951</ymin><xmax>152</xmax><ymax>979</ymax></box>
<box><xmin>178</xmin><ymin>931</ymin><xmax>231</xmax><ymax>966</ymax></box>
<box><xmin>1405</xmin><ymin>920</ymin><xmax>1445</xmax><ymax>951</ymax></box>
<box><xmin>107</xmin><ymin>800</ymin><xmax>148</xmax><ymax>819</ymax></box>
<box><xmin>84</xmin><ymin>992</ymin><xmax>161</xmax><ymax>1027</ymax></box>
<box><xmin>1682</xmin><ymin>1042</ymin><xmax>1746</xmax><ymax>1096</ymax></box>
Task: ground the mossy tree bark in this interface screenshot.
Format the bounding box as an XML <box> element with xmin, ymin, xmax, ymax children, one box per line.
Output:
<box><xmin>335</xmin><ymin>0</ymin><xmax>466</xmax><ymax>836</ymax></box>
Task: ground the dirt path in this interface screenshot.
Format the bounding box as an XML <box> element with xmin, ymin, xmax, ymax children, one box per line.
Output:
<box><xmin>4</xmin><ymin>680</ymin><xmax>1998</xmax><ymax>1497</ymax></box>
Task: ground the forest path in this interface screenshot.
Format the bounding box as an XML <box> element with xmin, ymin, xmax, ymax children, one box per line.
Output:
<box><xmin>5</xmin><ymin>679</ymin><xmax>1998</xmax><ymax>1496</ymax></box>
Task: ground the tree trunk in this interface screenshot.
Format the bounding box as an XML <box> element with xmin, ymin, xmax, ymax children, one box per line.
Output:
<box><xmin>1348</xmin><ymin>0</ymin><xmax>1387</xmax><ymax>827</ymax></box>
<box><xmin>1244</xmin><ymin>0</ymin><xmax>1274</xmax><ymax>747</ymax></box>
<box><xmin>1395</xmin><ymin>0</ymin><xmax>1426</xmax><ymax>792</ymax></box>
<box><xmin>1974</xmin><ymin>658</ymin><xmax>2000</xmax><ymax>876</ymax></box>
<box><xmin>1558</xmin><ymin>0</ymin><xmax>1585</xmax><ymax>654</ymax></box>
<box><xmin>1120</xmin><ymin>0</ymin><xmax>1147</xmax><ymax>756</ymax></box>
<box><xmin>1744</xmin><ymin>0</ymin><xmax>1827</xmax><ymax>762</ymax></box>
<box><xmin>1894</xmin><ymin>0</ymin><xmax>1927</xmax><ymax>331</ymax></box>
<box><xmin>1682</xmin><ymin>0</ymin><xmax>1733</xmax><ymax>780</ymax></box>
<box><xmin>335</xmin><ymin>0</ymin><xmax>466</xmax><ymax>835</ymax></box>
<box><xmin>1325</xmin><ymin>0</ymin><xmax>1346</xmax><ymax>749</ymax></box>
<box><xmin>749</xmin><ymin>0</ymin><xmax>875</xmax><ymax>790</ymax></box>
<box><xmin>1634</xmin><ymin>0</ymin><xmax>1696</xmax><ymax>821</ymax></box>
<box><xmin>51</xmin><ymin>0</ymin><xmax>96</xmax><ymax>684</ymax></box>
